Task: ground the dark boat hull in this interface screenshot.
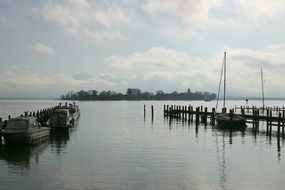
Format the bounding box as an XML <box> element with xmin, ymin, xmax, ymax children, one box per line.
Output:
<box><xmin>2</xmin><ymin>128</ymin><xmax>50</xmax><ymax>146</ymax></box>
<box><xmin>216</xmin><ymin>114</ymin><xmax>246</xmax><ymax>131</ymax></box>
<box><xmin>50</xmin><ymin>126</ymin><xmax>70</xmax><ymax>134</ymax></box>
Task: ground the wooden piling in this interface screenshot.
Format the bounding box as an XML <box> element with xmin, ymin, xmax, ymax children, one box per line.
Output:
<box><xmin>203</xmin><ymin>107</ymin><xmax>208</xmax><ymax>123</ymax></box>
<box><xmin>188</xmin><ymin>106</ymin><xmax>191</xmax><ymax>122</ymax></box>
<box><xmin>195</xmin><ymin>107</ymin><xmax>200</xmax><ymax>123</ymax></box>
<box><xmin>151</xmin><ymin>105</ymin><xmax>154</xmax><ymax>121</ymax></box>
<box><xmin>211</xmin><ymin>108</ymin><xmax>215</xmax><ymax>125</ymax></box>
<box><xmin>277</xmin><ymin>113</ymin><xmax>281</xmax><ymax>136</ymax></box>
<box><xmin>269</xmin><ymin>110</ymin><xmax>272</xmax><ymax>136</ymax></box>
<box><xmin>282</xmin><ymin>110</ymin><xmax>285</xmax><ymax>137</ymax></box>
<box><xmin>166</xmin><ymin>105</ymin><xmax>169</xmax><ymax>117</ymax></box>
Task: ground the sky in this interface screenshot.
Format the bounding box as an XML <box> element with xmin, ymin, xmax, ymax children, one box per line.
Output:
<box><xmin>1</xmin><ymin>0</ymin><xmax>285</xmax><ymax>98</ymax></box>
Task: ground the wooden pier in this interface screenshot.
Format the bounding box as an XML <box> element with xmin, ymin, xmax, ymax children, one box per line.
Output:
<box><xmin>0</xmin><ymin>102</ymin><xmax>74</xmax><ymax>130</ymax></box>
<box><xmin>0</xmin><ymin>102</ymin><xmax>75</xmax><ymax>145</ymax></box>
<box><xmin>163</xmin><ymin>104</ymin><xmax>285</xmax><ymax>137</ymax></box>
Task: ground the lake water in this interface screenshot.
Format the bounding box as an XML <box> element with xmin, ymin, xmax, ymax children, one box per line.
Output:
<box><xmin>0</xmin><ymin>100</ymin><xmax>285</xmax><ymax>190</ymax></box>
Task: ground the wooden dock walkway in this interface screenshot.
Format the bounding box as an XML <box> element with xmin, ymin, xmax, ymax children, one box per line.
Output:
<box><xmin>163</xmin><ymin>104</ymin><xmax>285</xmax><ymax>137</ymax></box>
<box><xmin>0</xmin><ymin>102</ymin><xmax>74</xmax><ymax>129</ymax></box>
<box><xmin>0</xmin><ymin>102</ymin><xmax>76</xmax><ymax>146</ymax></box>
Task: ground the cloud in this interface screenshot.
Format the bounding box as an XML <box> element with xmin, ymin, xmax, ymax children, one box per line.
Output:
<box><xmin>73</xmin><ymin>72</ymin><xmax>126</xmax><ymax>86</ymax></box>
<box><xmin>143</xmin><ymin>0</ymin><xmax>285</xmax><ymax>34</ymax></box>
<box><xmin>4</xmin><ymin>71</ymin><xmax>15</xmax><ymax>76</ymax></box>
<box><xmin>72</xmin><ymin>73</ymin><xmax>93</xmax><ymax>80</ymax></box>
<box><xmin>110</xmin><ymin>47</ymin><xmax>196</xmax><ymax>70</ymax></box>
<box><xmin>233</xmin><ymin>0</ymin><xmax>285</xmax><ymax>25</ymax></box>
<box><xmin>30</xmin><ymin>43</ymin><xmax>54</xmax><ymax>55</ymax></box>
<box><xmin>0</xmin><ymin>72</ymin><xmax>126</xmax><ymax>90</ymax></box>
<box><xmin>41</xmin><ymin>0</ymin><xmax>129</xmax><ymax>41</ymax></box>
<box><xmin>110</xmin><ymin>46</ymin><xmax>218</xmax><ymax>91</ymax></box>
<box><xmin>0</xmin><ymin>16</ymin><xmax>16</xmax><ymax>28</ymax></box>
<box><xmin>209</xmin><ymin>45</ymin><xmax>285</xmax><ymax>96</ymax></box>
<box><xmin>108</xmin><ymin>44</ymin><xmax>285</xmax><ymax>96</ymax></box>
<box><xmin>0</xmin><ymin>16</ymin><xmax>9</xmax><ymax>25</ymax></box>
<box><xmin>143</xmin><ymin>0</ymin><xmax>223</xmax><ymax>28</ymax></box>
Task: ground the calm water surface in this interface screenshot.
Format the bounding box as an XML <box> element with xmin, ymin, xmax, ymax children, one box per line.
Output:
<box><xmin>0</xmin><ymin>100</ymin><xmax>285</xmax><ymax>190</ymax></box>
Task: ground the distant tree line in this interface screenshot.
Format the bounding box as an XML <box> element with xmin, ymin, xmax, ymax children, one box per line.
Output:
<box><xmin>61</xmin><ymin>88</ymin><xmax>216</xmax><ymax>101</ymax></box>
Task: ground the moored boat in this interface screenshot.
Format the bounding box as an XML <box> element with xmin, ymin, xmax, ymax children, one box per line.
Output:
<box><xmin>216</xmin><ymin>113</ymin><xmax>246</xmax><ymax>130</ymax></box>
<box><xmin>1</xmin><ymin>117</ymin><xmax>50</xmax><ymax>146</ymax></box>
<box><xmin>47</xmin><ymin>103</ymin><xmax>80</xmax><ymax>132</ymax></box>
<box><xmin>215</xmin><ymin>51</ymin><xmax>246</xmax><ymax>130</ymax></box>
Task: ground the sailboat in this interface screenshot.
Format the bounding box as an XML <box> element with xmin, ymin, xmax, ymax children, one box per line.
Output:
<box><xmin>215</xmin><ymin>51</ymin><xmax>246</xmax><ymax>130</ymax></box>
<box><xmin>260</xmin><ymin>67</ymin><xmax>265</xmax><ymax>111</ymax></box>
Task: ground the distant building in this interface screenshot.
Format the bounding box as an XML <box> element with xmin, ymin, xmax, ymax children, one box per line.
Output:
<box><xmin>126</xmin><ymin>88</ymin><xmax>141</xmax><ymax>96</ymax></box>
<box><xmin>187</xmin><ymin>88</ymin><xmax>191</xmax><ymax>94</ymax></box>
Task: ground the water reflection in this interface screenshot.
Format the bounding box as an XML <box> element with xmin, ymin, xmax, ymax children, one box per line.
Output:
<box><xmin>165</xmin><ymin>116</ymin><xmax>284</xmax><ymax>161</ymax></box>
<box><xmin>0</xmin><ymin>142</ymin><xmax>48</xmax><ymax>170</ymax></box>
<box><xmin>215</xmin><ymin>132</ymin><xmax>227</xmax><ymax>190</ymax></box>
<box><xmin>49</xmin><ymin>132</ymin><xmax>70</xmax><ymax>155</ymax></box>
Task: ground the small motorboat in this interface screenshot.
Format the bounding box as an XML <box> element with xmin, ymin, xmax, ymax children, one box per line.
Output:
<box><xmin>47</xmin><ymin>104</ymin><xmax>80</xmax><ymax>132</ymax></box>
<box><xmin>1</xmin><ymin>117</ymin><xmax>50</xmax><ymax>146</ymax></box>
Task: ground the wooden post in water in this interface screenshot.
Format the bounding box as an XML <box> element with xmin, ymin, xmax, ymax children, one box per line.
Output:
<box><xmin>282</xmin><ymin>110</ymin><xmax>285</xmax><ymax>137</ymax></box>
<box><xmin>188</xmin><ymin>106</ymin><xmax>191</xmax><ymax>122</ymax></box>
<box><xmin>252</xmin><ymin>109</ymin><xmax>255</xmax><ymax>130</ymax></box>
<box><xmin>189</xmin><ymin>106</ymin><xmax>193</xmax><ymax>122</ymax></box>
<box><xmin>269</xmin><ymin>110</ymin><xmax>272</xmax><ymax>136</ymax></box>
<box><xmin>256</xmin><ymin>109</ymin><xmax>259</xmax><ymax>130</ymax></box>
<box><xmin>196</xmin><ymin>107</ymin><xmax>200</xmax><ymax>123</ymax></box>
<box><xmin>151</xmin><ymin>105</ymin><xmax>154</xmax><ymax>121</ymax></box>
<box><xmin>167</xmin><ymin>105</ymin><xmax>169</xmax><ymax>117</ymax></box>
<box><xmin>169</xmin><ymin>106</ymin><xmax>172</xmax><ymax>120</ymax></box>
<box><xmin>144</xmin><ymin>105</ymin><xmax>146</xmax><ymax>119</ymax></box>
<box><xmin>278</xmin><ymin>112</ymin><xmax>281</xmax><ymax>137</ymax></box>
<box><xmin>266</xmin><ymin>109</ymin><xmax>269</xmax><ymax>134</ymax></box>
<box><xmin>211</xmin><ymin>108</ymin><xmax>215</xmax><ymax>125</ymax></box>
<box><xmin>203</xmin><ymin>107</ymin><xmax>208</xmax><ymax>123</ymax></box>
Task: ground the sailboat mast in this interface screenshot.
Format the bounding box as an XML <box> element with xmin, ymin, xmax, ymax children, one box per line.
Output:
<box><xmin>261</xmin><ymin>68</ymin><xmax>265</xmax><ymax>109</ymax></box>
<box><xmin>223</xmin><ymin>51</ymin><xmax>226</xmax><ymax>109</ymax></box>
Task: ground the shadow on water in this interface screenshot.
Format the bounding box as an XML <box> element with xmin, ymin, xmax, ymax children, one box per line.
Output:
<box><xmin>49</xmin><ymin>132</ymin><xmax>70</xmax><ymax>155</ymax></box>
<box><xmin>0</xmin><ymin>141</ymin><xmax>48</xmax><ymax>170</ymax></box>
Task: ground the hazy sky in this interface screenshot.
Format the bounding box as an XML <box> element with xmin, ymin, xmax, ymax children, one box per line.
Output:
<box><xmin>1</xmin><ymin>0</ymin><xmax>285</xmax><ymax>98</ymax></box>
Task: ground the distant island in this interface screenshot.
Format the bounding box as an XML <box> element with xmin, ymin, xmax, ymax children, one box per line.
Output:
<box><xmin>60</xmin><ymin>88</ymin><xmax>216</xmax><ymax>101</ymax></box>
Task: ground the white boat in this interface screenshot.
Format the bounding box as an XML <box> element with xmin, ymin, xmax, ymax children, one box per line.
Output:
<box><xmin>47</xmin><ymin>103</ymin><xmax>80</xmax><ymax>132</ymax></box>
<box><xmin>1</xmin><ymin>117</ymin><xmax>50</xmax><ymax>146</ymax></box>
<box><xmin>215</xmin><ymin>51</ymin><xmax>246</xmax><ymax>130</ymax></box>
